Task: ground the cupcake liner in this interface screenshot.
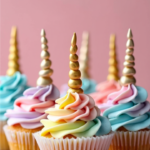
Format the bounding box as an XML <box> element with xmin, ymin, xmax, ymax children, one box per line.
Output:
<box><xmin>0</xmin><ymin>121</ymin><xmax>9</xmax><ymax>150</ymax></box>
<box><xmin>3</xmin><ymin>125</ymin><xmax>40</xmax><ymax>150</ymax></box>
<box><xmin>109</xmin><ymin>130</ymin><xmax>150</xmax><ymax>150</ymax></box>
<box><xmin>34</xmin><ymin>131</ymin><xmax>114</xmax><ymax>150</ymax></box>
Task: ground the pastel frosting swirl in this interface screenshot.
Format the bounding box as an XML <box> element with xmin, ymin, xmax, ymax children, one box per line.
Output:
<box><xmin>60</xmin><ymin>78</ymin><xmax>96</xmax><ymax>97</ymax></box>
<box><xmin>41</xmin><ymin>92</ymin><xmax>111</xmax><ymax>138</ymax></box>
<box><xmin>103</xmin><ymin>84</ymin><xmax>150</xmax><ymax>131</ymax></box>
<box><xmin>0</xmin><ymin>72</ymin><xmax>29</xmax><ymax>121</ymax></box>
<box><xmin>5</xmin><ymin>85</ymin><xmax>60</xmax><ymax>129</ymax></box>
<box><xmin>82</xmin><ymin>78</ymin><xmax>96</xmax><ymax>94</ymax></box>
<box><xmin>90</xmin><ymin>80</ymin><xmax>120</xmax><ymax>113</ymax></box>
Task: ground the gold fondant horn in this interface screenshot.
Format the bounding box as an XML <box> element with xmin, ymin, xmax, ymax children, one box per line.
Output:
<box><xmin>37</xmin><ymin>29</ymin><xmax>53</xmax><ymax>86</ymax></box>
<box><xmin>79</xmin><ymin>32</ymin><xmax>90</xmax><ymax>79</ymax></box>
<box><xmin>120</xmin><ymin>29</ymin><xmax>136</xmax><ymax>86</ymax></box>
<box><xmin>107</xmin><ymin>34</ymin><xmax>119</xmax><ymax>81</ymax></box>
<box><xmin>67</xmin><ymin>33</ymin><xmax>83</xmax><ymax>93</ymax></box>
<box><xmin>7</xmin><ymin>26</ymin><xmax>21</xmax><ymax>76</ymax></box>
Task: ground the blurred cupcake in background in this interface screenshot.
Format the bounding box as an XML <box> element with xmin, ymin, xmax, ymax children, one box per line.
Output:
<box><xmin>34</xmin><ymin>33</ymin><xmax>113</xmax><ymax>150</ymax></box>
<box><xmin>4</xmin><ymin>29</ymin><xmax>60</xmax><ymax>150</ymax></box>
<box><xmin>0</xmin><ymin>27</ymin><xmax>29</xmax><ymax>150</ymax></box>
<box><xmin>103</xmin><ymin>29</ymin><xmax>150</xmax><ymax>150</ymax></box>
<box><xmin>90</xmin><ymin>35</ymin><xmax>120</xmax><ymax>113</ymax></box>
<box><xmin>60</xmin><ymin>32</ymin><xmax>97</xmax><ymax>97</ymax></box>
<box><xmin>79</xmin><ymin>32</ymin><xmax>97</xmax><ymax>94</ymax></box>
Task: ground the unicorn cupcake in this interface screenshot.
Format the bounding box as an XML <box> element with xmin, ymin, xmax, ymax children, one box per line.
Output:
<box><xmin>90</xmin><ymin>35</ymin><xmax>120</xmax><ymax>113</ymax></box>
<box><xmin>0</xmin><ymin>27</ymin><xmax>29</xmax><ymax>150</ymax></box>
<box><xmin>4</xmin><ymin>29</ymin><xmax>60</xmax><ymax>150</ymax></box>
<box><xmin>103</xmin><ymin>29</ymin><xmax>150</xmax><ymax>150</ymax></box>
<box><xmin>34</xmin><ymin>33</ymin><xmax>113</xmax><ymax>150</ymax></box>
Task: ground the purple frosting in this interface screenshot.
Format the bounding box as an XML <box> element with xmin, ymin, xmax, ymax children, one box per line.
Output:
<box><xmin>24</xmin><ymin>85</ymin><xmax>60</xmax><ymax>101</ymax></box>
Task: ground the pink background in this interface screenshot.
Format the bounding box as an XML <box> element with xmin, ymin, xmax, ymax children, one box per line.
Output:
<box><xmin>1</xmin><ymin>0</ymin><xmax>150</xmax><ymax>94</ymax></box>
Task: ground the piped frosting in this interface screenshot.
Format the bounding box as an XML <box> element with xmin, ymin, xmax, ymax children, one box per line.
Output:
<box><xmin>5</xmin><ymin>85</ymin><xmax>59</xmax><ymax>129</ymax></box>
<box><xmin>40</xmin><ymin>92</ymin><xmax>111</xmax><ymax>138</ymax></box>
<box><xmin>103</xmin><ymin>84</ymin><xmax>150</xmax><ymax>131</ymax></box>
<box><xmin>0</xmin><ymin>72</ymin><xmax>29</xmax><ymax>121</ymax></box>
<box><xmin>90</xmin><ymin>80</ymin><xmax>120</xmax><ymax>113</ymax></box>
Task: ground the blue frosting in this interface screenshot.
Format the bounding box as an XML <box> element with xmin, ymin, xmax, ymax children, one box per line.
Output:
<box><xmin>133</xmin><ymin>86</ymin><xmax>148</xmax><ymax>103</ymax></box>
<box><xmin>0</xmin><ymin>72</ymin><xmax>29</xmax><ymax>121</ymax></box>
<box><xmin>95</xmin><ymin>116</ymin><xmax>111</xmax><ymax>136</ymax></box>
<box><xmin>103</xmin><ymin>86</ymin><xmax>150</xmax><ymax>131</ymax></box>
<box><xmin>81</xmin><ymin>78</ymin><xmax>96</xmax><ymax>94</ymax></box>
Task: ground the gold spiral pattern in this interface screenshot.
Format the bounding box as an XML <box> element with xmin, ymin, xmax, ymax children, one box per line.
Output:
<box><xmin>79</xmin><ymin>32</ymin><xmax>90</xmax><ymax>79</ymax></box>
<box><xmin>120</xmin><ymin>29</ymin><xmax>136</xmax><ymax>86</ymax></box>
<box><xmin>67</xmin><ymin>33</ymin><xmax>83</xmax><ymax>93</ymax></box>
<box><xmin>37</xmin><ymin>29</ymin><xmax>53</xmax><ymax>86</ymax></box>
<box><xmin>107</xmin><ymin>34</ymin><xmax>119</xmax><ymax>81</ymax></box>
<box><xmin>6</xmin><ymin>27</ymin><xmax>21</xmax><ymax>76</ymax></box>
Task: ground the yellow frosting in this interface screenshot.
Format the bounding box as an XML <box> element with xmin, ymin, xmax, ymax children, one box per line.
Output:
<box><xmin>56</xmin><ymin>93</ymin><xmax>75</xmax><ymax>109</ymax></box>
<box><xmin>41</xmin><ymin>120</ymin><xmax>86</xmax><ymax>136</ymax></box>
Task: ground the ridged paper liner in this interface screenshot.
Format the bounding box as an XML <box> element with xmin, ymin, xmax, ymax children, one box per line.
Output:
<box><xmin>3</xmin><ymin>125</ymin><xmax>40</xmax><ymax>150</ymax></box>
<box><xmin>34</xmin><ymin>131</ymin><xmax>114</xmax><ymax>150</ymax></box>
<box><xmin>0</xmin><ymin>121</ymin><xmax>9</xmax><ymax>150</ymax></box>
<box><xmin>109</xmin><ymin>130</ymin><xmax>150</xmax><ymax>150</ymax></box>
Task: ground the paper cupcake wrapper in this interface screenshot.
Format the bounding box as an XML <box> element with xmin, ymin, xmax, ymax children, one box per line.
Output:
<box><xmin>34</xmin><ymin>131</ymin><xmax>114</xmax><ymax>150</ymax></box>
<box><xmin>109</xmin><ymin>130</ymin><xmax>150</xmax><ymax>150</ymax></box>
<box><xmin>0</xmin><ymin>121</ymin><xmax>9</xmax><ymax>150</ymax></box>
<box><xmin>3</xmin><ymin>125</ymin><xmax>40</xmax><ymax>150</ymax></box>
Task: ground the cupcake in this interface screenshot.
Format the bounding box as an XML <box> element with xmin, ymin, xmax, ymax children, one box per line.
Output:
<box><xmin>60</xmin><ymin>32</ymin><xmax>96</xmax><ymax>97</ymax></box>
<box><xmin>34</xmin><ymin>33</ymin><xmax>114</xmax><ymax>150</ymax></box>
<box><xmin>4</xmin><ymin>29</ymin><xmax>60</xmax><ymax>150</ymax></box>
<box><xmin>103</xmin><ymin>29</ymin><xmax>150</xmax><ymax>150</ymax></box>
<box><xmin>90</xmin><ymin>35</ymin><xmax>120</xmax><ymax>113</ymax></box>
<box><xmin>0</xmin><ymin>27</ymin><xmax>29</xmax><ymax>150</ymax></box>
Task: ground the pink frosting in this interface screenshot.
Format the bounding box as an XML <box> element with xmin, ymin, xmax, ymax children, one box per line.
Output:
<box><xmin>15</xmin><ymin>98</ymin><xmax>54</xmax><ymax>112</ymax></box>
<box><xmin>90</xmin><ymin>80</ymin><xmax>120</xmax><ymax>112</ymax></box>
<box><xmin>97</xmin><ymin>84</ymin><xmax>137</xmax><ymax>113</ymax></box>
<box><xmin>108</xmin><ymin>84</ymin><xmax>137</xmax><ymax>104</ymax></box>
<box><xmin>47</xmin><ymin>93</ymin><xmax>100</xmax><ymax>123</ymax></box>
